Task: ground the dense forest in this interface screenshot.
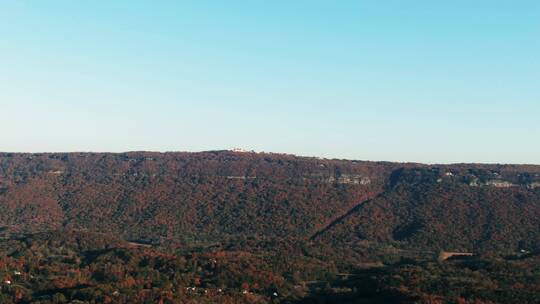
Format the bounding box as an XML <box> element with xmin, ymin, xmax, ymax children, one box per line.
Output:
<box><xmin>0</xmin><ymin>151</ymin><xmax>539</xmax><ymax>303</ymax></box>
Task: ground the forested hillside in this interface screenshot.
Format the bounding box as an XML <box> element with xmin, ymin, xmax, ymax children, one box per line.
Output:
<box><xmin>2</xmin><ymin>152</ymin><xmax>539</xmax><ymax>252</ymax></box>
<box><xmin>314</xmin><ymin>167</ymin><xmax>540</xmax><ymax>253</ymax></box>
<box><xmin>1</xmin><ymin>152</ymin><xmax>540</xmax><ymax>303</ymax></box>
<box><xmin>0</xmin><ymin>152</ymin><xmax>397</xmax><ymax>243</ymax></box>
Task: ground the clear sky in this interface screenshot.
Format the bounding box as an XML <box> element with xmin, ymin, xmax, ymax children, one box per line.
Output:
<box><xmin>1</xmin><ymin>1</ymin><xmax>539</xmax><ymax>164</ymax></box>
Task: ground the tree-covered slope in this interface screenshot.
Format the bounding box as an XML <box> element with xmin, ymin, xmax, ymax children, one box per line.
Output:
<box><xmin>1</xmin><ymin>152</ymin><xmax>540</xmax><ymax>253</ymax></box>
<box><xmin>0</xmin><ymin>152</ymin><xmax>395</xmax><ymax>242</ymax></box>
<box><xmin>313</xmin><ymin>167</ymin><xmax>540</xmax><ymax>252</ymax></box>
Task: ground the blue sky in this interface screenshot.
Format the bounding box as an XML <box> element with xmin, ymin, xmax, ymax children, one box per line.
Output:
<box><xmin>1</xmin><ymin>1</ymin><xmax>539</xmax><ymax>164</ymax></box>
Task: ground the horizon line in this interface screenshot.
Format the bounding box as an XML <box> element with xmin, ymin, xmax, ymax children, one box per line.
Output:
<box><xmin>0</xmin><ymin>149</ymin><xmax>539</xmax><ymax>167</ymax></box>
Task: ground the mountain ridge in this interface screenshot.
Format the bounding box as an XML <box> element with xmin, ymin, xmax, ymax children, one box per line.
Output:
<box><xmin>1</xmin><ymin>151</ymin><xmax>540</xmax><ymax>253</ymax></box>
